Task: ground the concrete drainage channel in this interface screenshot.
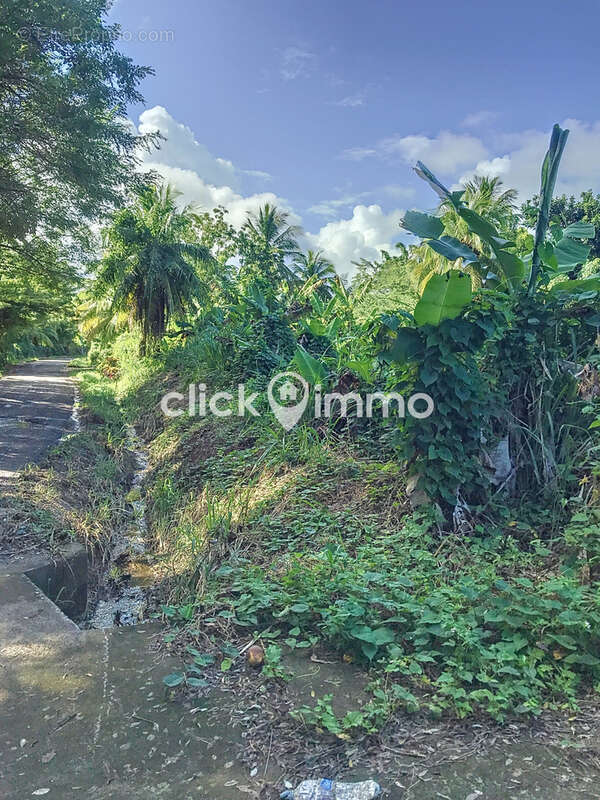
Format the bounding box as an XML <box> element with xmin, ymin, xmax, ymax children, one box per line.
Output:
<box><xmin>2</xmin><ymin>419</ymin><xmax>153</xmax><ymax>631</ymax></box>
<box><xmin>86</xmin><ymin>424</ymin><xmax>150</xmax><ymax>629</ymax></box>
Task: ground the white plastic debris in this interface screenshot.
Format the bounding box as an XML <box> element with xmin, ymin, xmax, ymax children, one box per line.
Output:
<box><xmin>280</xmin><ymin>779</ymin><xmax>382</xmax><ymax>799</ymax></box>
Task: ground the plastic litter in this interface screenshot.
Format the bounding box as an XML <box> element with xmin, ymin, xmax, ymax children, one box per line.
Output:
<box><xmin>280</xmin><ymin>779</ymin><xmax>382</xmax><ymax>799</ymax></box>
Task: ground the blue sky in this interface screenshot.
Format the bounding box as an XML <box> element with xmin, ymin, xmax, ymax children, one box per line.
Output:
<box><xmin>109</xmin><ymin>0</ymin><xmax>600</xmax><ymax>275</ymax></box>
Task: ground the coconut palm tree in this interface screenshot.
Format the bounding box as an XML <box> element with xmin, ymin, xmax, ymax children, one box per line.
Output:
<box><xmin>238</xmin><ymin>203</ymin><xmax>302</xmax><ymax>288</ymax></box>
<box><xmin>407</xmin><ymin>176</ymin><xmax>518</xmax><ymax>290</ymax></box>
<box><xmin>293</xmin><ymin>249</ymin><xmax>336</xmax><ymax>297</ymax></box>
<box><xmin>294</xmin><ymin>250</ymin><xmax>335</xmax><ymax>281</ymax></box>
<box><xmin>97</xmin><ymin>184</ymin><xmax>212</xmax><ymax>355</ymax></box>
<box><xmin>77</xmin><ymin>293</ymin><xmax>129</xmax><ymax>344</ymax></box>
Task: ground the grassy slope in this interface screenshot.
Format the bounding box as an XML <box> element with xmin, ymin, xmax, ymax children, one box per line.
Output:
<box><xmin>105</xmin><ymin>344</ymin><xmax>600</xmax><ymax>729</ymax></box>
<box><xmin>0</xmin><ymin>370</ymin><xmax>132</xmax><ymax>561</ymax></box>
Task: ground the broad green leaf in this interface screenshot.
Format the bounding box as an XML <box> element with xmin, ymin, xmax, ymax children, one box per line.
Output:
<box><xmin>494</xmin><ymin>250</ymin><xmax>526</xmax><ymax>288</ymax></box>
<box><xmin>414</xmin><ymin>270</ymin><xmax>473</xmax><ymax>326</ymax></box>
<box><xmin>293</xmin><ymin>347</ymin><xmax>327</xmax><ymax>384</ymax></box>
<box><xmin>563</xmin><ymin>653</ymin><xmax>600</xmax><ymax>666</ymax></box>
<box><xmin>414</xmin><ymin>161</ymin><xmax>453</xmax><ymax>202</ymax></box>
<box><xmin>426</xmin><ymin>235</ymin><xmax>479</xmax><ymax>264</ymax></box>
<box><xmin>306</xmin><ymin>318</ymin><xmax>327</xmax><ymax>337</ymax></box>
<box><xmin>538</xmin><ymin>241</ymin><xmax>558</xmax><ymax>271</ymax></box>
<box><xmin>290</xmin><ymin>602</ymin><xmax>309</xmax><ymax>612</ymax></box>
<box><xmin>163</xmin><ymin>672</ymin><xmax>184</xmax><ymax>687</ymax></box>
<box><xmin>529</xmin><ymin>124</ymin><xmax>570</xmax><ymax>292</ymax></box>
<box><xmin>186</xmin><ymin>676</ymin><xmax>209</xmax><ymax>688</ymax></box>
<box><xmin>548</xmin><ymin>275</ymin><xmax>600</xmax><ymax>296</ymax></box>
<box><xmin>346</xmin><ymin>359</ymin><xmax>374</xmax><ymax>382</ymax></box>
<box><xmin>326</xmin><ymin>318</ymin><xmax>341</xmax><ymax>339</ymax></box>
<box><xmin>380</xmin><ymin>311</ymin><xmax>413</xmax><ymax>331</ymax></box>
<box><xmin>246</xmin><ymin>284</ymin><xmax>268</xmax><ymax>313</ymax></box>
<box><xmin>351</xmin><ymin>625</ymin><xmax>396</xmax><ymax>645</ymax></box>
<box><xmin>490</xmin><ymin>236</ymin><xmax>515</xmax><ymax>249</ymax></box>
<box><xmin>458</xmin><ymin>207</ymin><xmax>499</xmax><ymax>243</ymax></box>
<box><xmin>361</xmin><ymin>642</ymin><xmax>378</xmax><ymax>661</ymax></box>
<box><xmin>383</xmin><ymin>328</ymin><xmax>423</xmax><ymax>363</ymax></box>
<box><xmin>563</xmin><ymin>221</ymin><xmax>595</xmax><ymax>239</ymax></box>
<box><xmin>400</xmin><ymin>209</ymin><xmax>444</xmax><ymax>239</ymax></box>
<box><xmin>554</xmin><ymin>236</ymin><xmax>591</xmax><ymax>269</ymax></box>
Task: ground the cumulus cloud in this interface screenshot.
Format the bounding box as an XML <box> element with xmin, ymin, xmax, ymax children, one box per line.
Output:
<box><xmin>140</xmin><ymin>162</ymin><xmax>298</xmax><ymax>230</ymax></box>
<box><xmin>341</xmin><ymin>130</ymin><xmax>487</xmax><ymax>174</ymax></box>
<box><xmin>138</xmin><ymin>106</ymin><xmax>239</xmax><ymax>189</ymax></box>
<box><xmin>309</xmin><ymin>186</ymin><xmax>414</xmax><ymax>218</ymax></box>
<box><xmin>307</xmin><ymin>205</ymin><xmax>403</xmax><ymax>277</ymax></box>
<box><xmin>457</xmin><ymin>120</ymin><xmax>600</xmax><ymax>199</ymax></box>
<box><xmin>308</xmin><ymin>191</ymin><xmax>373</xmax><ymax>218</ymax></box>
<box><xmin>134</xmin><ymin>106</ymin><xmax>600</xmax><ymax>282</ymax></box>
<box><xmin>134</xmin><ymin>107</ymin><xmax>401</xmax><ymax>276</ymax></box>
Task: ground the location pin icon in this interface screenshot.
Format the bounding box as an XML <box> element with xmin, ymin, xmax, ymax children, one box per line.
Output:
<box><xmin>267</xmin><ymin>372</ymin><xmax>309</xmax><ymax>430</ymax></box>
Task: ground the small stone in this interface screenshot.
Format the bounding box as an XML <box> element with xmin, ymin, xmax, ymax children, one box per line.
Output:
<box><xmin>246</xmin><ymin>645</ymin><xmax>264</xmax><ymax>667</ymax></box>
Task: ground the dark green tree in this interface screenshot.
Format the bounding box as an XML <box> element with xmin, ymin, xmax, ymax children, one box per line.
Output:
<box><xmin>522</xmin><ymin>190</ymin><xmax>600</xmax><ymax>259</ymax></box>
<box><xmin>0</xmin><ymin>0</ymin><xmax>154</xmax><ymax>249</ymax></box>
<box><xmin>97</xmin><ymin>184</ymin><xmax>212</xmax><ymax>355</ymax></box>
<box><xmin>237</xmin><ymin>204</ymin><xmax>301</xmax><ymax>291</ymax></box>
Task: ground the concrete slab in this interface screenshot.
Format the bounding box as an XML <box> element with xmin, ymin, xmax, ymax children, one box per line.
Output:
<box><xmin>0</xmin><ymin>620</ymin><xmax>249</xmax><ymax>800</ymax></box>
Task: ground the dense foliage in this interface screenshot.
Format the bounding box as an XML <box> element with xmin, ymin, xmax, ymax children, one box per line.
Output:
<box><xmin>4</xmin><ymin>0</ymin><xmax>600</xmax><ymax>734</ymax></box>
<box><xmin>0</xmin><ymin>0</ymin><xmax>151</xmax><ymax>365</ymax></box>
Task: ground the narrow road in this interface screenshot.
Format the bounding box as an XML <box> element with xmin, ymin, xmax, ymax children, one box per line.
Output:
<box><xmin>0</xmin><ymin>358</ymin><xmax>76</xmax><ymax>481</ymax></box>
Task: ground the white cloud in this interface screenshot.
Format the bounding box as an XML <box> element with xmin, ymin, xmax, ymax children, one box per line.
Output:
<box><xmin>138</xmin><ymin>106</ymin><xmax>239</xmax><ymax>189</ymax></box>
<box><xmin>308</xmin><ymin>191</ymin><xmax>373</xmax><ymax>217</ymax></box>
<box><xmin>461</xmin><ymin>110</ymin><xmax>499</xmax><ymax>128</ymax></box>
<box><xmin>457</xmin><ymin>120</ymin><xmax>600</xmax><ymax>199</ymax></box>
<box><xmin>340</xmin><ymin>146</ymin><xmax>378</xmax><ymax>161</ymax></box>
<box><xmin>458</xmin><ymin>155</ymin><xmax>511</xmax><ymax>186</ymax></box>
<box><xmin>141</xmin><ymin>162</ymin><xmax>298</xmax><ymax>230</ymax></box>
<box><xmin>280</xmin><ymin>47</ymin><xmax>316</xmax><ymax>80</ymax></box>
<box><xmin>243</xmin><ymin>169</ymin><xmax>273</xmax><ymax>181</ymax></box>
<box><xmin>334</xmin><ymin>92</ymin><xmax>365</xmax><ymax>108</ymax></box>
<box><xmin>134</xmin><ymin>108</ymin><xmax>600</xmax><ymax>281</ymax></box>
<box><xmin>309</xmin><ymin>186</ymin><xmax>414</xmax><ymax>218</ymax></box>
<box><xmin>134</xmin><ymin>107</ymin><xmax>400</xmax><ymax>275</ymax></box>
<box><xmin>341</xmin><ymin>130</ymin><xmax>487</xmax><ymax>174</ymax></box>
<box><xmin>308</xmin><ymin>205</ymin><xmax>403</xmax><ymax>277</ymax></box>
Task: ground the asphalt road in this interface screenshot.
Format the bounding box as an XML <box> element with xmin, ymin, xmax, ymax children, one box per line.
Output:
<box><xmin>0</xmin><ymin>358</ymin><xmax>76</xmax><ymax>482</ymax></box>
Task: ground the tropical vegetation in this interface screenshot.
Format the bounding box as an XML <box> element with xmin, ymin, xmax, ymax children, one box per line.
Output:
<box><xmin>4</xmin><ymin>0</ymin><xmax>600</xmax><ymax>743</ymax></box>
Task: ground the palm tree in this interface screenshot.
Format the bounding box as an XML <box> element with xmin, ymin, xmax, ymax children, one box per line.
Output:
<box><xmin>239</xmin><ymin>203</ymin><xmax>302</xmax><ymax>287</ymax></box>
<box><xmin>77</xmin><ymin>293</ymin><xmax>129</xmax><ymax>344</ymax></box>
<box><xmin>293</xmin><ymin>249</ymin><xmax>336</xmax><ymax>297</ymax></box>
<box><xmin>97</xmin><ymin>184</ymin><xmax>212</xmax><ymax>355</ymax></box>
<box><xmin>294</xmin><ymin>250</ymin><xmax>335</xmax><ymax>280</ymax></box>
<box><xmin>407</xmin><ymin>176</ymin><xmax>518</xmax><ymax>290</ymax></box>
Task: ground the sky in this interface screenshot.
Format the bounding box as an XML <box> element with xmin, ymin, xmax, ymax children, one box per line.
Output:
<box><xmin>109</xmin><ymin>0</ymin><xmax>600</xmax><ymax>277</ymax></box>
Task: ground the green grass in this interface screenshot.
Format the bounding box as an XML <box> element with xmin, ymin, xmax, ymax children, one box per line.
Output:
<box><xmin>0</xmin><ymin>368</ymin><xmax>133</xmax><ymax>557</ymax></box>
<box><xmin>93</xmin><ymin>335</ymin><xmax>600</xmax><ymax>728</ymax></box>
<box><xmin>139</xmin><ymin>408</ymin><xmax>600</xmax><ymax>725</ymax></box>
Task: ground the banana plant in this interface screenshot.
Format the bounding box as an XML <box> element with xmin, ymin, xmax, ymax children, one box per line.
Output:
<box><xmin>380</xmin><ymin>123</ymin><xmax>600</xmax><ymax>365</ymax></box>
<box><xmin>396</xmin><ymin>124</ymin><xmax>598</xmax><ymax>329</ymax></box>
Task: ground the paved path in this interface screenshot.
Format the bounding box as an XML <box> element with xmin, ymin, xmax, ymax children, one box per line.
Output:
<box><xmin>0</xmin><ymin>358</ymin><xmax>76</xmax><ymax>481</ymax></box>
